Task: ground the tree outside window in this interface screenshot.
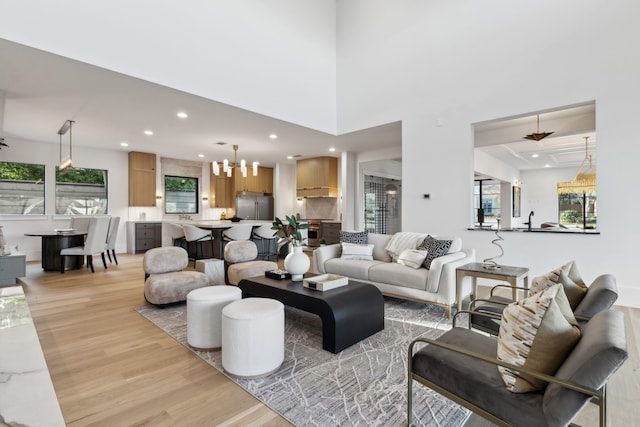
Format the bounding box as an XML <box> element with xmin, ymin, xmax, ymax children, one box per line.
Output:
<box><xmin>56</xmin><ymin>167</ymin><xmax>108</xmax><ymax>215</ymax></box>
<box><xmin>0</xmin><ymin>161</ymin><xmax>45</xmax><ymax>214</ymax></box>
<box><xmin>164</xmin><ymin>175</ymin><xmax>198</xmax><ymax>214</ymax></box>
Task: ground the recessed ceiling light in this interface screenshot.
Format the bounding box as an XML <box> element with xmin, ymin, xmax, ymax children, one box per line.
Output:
<box><xmin>329</xmin><ymin>147</ymin><xmax>336</xmax><ymax>152</ymax></box>
<box><xmin>177</xmin><ymin>112</ymin><xmax>188</xmax><ymax>119</ymax></box>
<box><xmin>544</xmin><ymin>164</ymin><xmax>551</xmax><ymax>168</ymax></box>
<box><xmin>531</xmin><ymin>153</ymin><xmax>539</xmax><ymax>158</ymax></box>
<box><xmin>287</xmin><ymin>155</ymin><xmax>293</xmax><ymax>159</ymax></box>
<box><xmin>269</xmin><ymin>133</ymin><xmax>278</xmax><ymax>140</ymax></box>
<box><xmin>197</xmin><ymin>154</ymin><xmax>204</xmax><ymax>158</ymax></box>
<box><xmin>120</xmin><ymin>142</ymin><xmax>129</xmax><ymax>147</ymax></box>
<box><xmin>144</xmin><ymin>130</ymin><xmax>153</xmax><ymax>135</ymax></box>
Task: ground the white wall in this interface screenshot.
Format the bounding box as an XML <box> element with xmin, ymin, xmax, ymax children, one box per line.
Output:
<box><xmin>337</xmin><ymin>0</ymin><xmax>640</xmax><ymax>306</ymax></box>
<box><xmin>0</xmin><ymin>0</ymin><xmax>338</xmax><ymax>133</ymax></box>
<box><xmin>0</xmin><ymin>138</ymin><xmax>129</xmax><ymax>260</ymax></box>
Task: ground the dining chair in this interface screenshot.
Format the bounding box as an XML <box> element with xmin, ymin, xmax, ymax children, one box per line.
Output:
<box><xmin>182</xmin><ymin>224</ymin><xmax>215</xmax><ymax>267</ymax></box>
<box><xmin>69</xmin><ymin>216</ymin><xmax>91</xmax><ymax>234</ymax></box>
<box><xmin>105</xmin><ymin>216</ymin><xmax>120</xmax><ymax>264</ymax></box>
<box><xmin>251</xmin><ymin>224</ymin><xmax>278</xmax><ymax>260</ymax></box>
<box><xmin>60</xmin><ymin>216</ymin><xmax>110</xmax><ymax>273</ymax></box>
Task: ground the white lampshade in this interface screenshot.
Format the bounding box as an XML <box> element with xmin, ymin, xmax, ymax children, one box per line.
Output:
<box><xmin>223</xmin><ymin>159</ymin><xmax>229</xmax><ymax>172</ymax></box>
<box><xmin>252</xmin><ymin>162</ymin><xmax>258</xmax><ymax>176</ymax></box>
<box><xmin>212</xmin><ymin>161</ymin><xmax>220</xmax><ymax>175</ymax></box>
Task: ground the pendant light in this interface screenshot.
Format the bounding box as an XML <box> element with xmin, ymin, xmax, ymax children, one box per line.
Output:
<box><xmin>58</xmin><ymin>120</ymin><xmax>74</xmax><ymax>172</ymax></box>
<box><xmin>212</xmin><ymin>144</ymin><xmax>258</xmax><ymax>178</ymax></box>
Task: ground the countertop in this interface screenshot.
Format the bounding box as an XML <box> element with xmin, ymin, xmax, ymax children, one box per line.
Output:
<box><xmin>468</xmin><ymin>227</ymin><xmax>599</xmax><ymax>235</ymax></box>
<box><xmin>127</xmin><ymin>220</ymin><xmax>273</xmax><ymax>228</ymax></box>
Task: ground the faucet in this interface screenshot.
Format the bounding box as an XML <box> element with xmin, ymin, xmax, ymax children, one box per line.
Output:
<box><xmin>524</xmin><ymin>210</ymin><xmax>535</xmax><ymax>231</ymax></box>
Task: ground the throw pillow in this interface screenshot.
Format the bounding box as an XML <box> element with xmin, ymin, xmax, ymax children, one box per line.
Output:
<box><xmin>497</xmin><ymin>284</ymin><xmax>581</xmax><ymax>393</ymax></box>
<box><xmin>340</xmin><ymin>243</ymin><xmax>374</xmax><ymax>261</ymax></box>
<box><xmin>384</xmin><ymin>232</ymin><xmax>428</xmax><ymax>262</ymax></box>
<box><xmin>396</xmin><ymin>248</ymin><xmax>428</xmax><ymax>269</ymax></box>
<box><xmin>339</xmin><ymin>230</ymin><xmax>368</xmax><ymax>245</ymax></box>
<box><xmin>531</xmin><ymin>261</ymin><xmax>588</xmax><ymax>309</ymax></box>
<box><xmin>417</xmin><ymin>235</ymin><xmax>452</xmax><ymax>269</ymax></box>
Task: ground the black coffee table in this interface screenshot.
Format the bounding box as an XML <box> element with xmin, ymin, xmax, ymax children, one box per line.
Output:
<box><xmin>238</xmin><ymin>274</ymin><xmax>385</xmax><ymax>353</ymax></box>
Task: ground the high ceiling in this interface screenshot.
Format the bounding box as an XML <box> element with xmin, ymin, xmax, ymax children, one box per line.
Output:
<box><xmin>0</xmin><ymin>38</ymin><xmax>401</xmax><ymax>167</ymax></box>
<box><xmin>474</xmin><ymin>103</ymin><xmax>596</xmax><ymax>172</ymax></box>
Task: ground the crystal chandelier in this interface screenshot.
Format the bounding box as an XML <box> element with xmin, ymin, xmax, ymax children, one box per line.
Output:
<box><xmin>211</xmin><ymin>144</ymin><xmax>258</xmax><ymax>178</ymax></box>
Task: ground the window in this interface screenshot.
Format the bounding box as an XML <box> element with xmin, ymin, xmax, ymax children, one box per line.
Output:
<box><xmin>474</xmin><ymin>179</ymin><xmax>501</xmax><ymax>226</ymax></box>
<box><xmin>0</xmin><ymin>161</ymin><xmax>45</xmax><ymax>214</ymax></box>
<box><xmin>559</xmin><ymin>192</ymin><xmax>597</xmax><ymax>229</ymax></box>
<box><xmin>164</xmin><ymin>175</ymin><xmax>198</xmax><ymax>214</ymax></box>
<box><xmin>56</xmin><ymin>167</ymin><xmax>108</xmax><ymax>215</ymax></box>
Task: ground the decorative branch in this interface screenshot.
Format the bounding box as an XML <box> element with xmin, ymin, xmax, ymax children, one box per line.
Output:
<box><xmin>483</xmin><ymin>218</ymin><xmax>504</xmax><ymax>270</ymax></box>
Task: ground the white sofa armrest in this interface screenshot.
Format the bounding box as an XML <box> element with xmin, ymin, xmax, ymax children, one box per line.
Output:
<box><xmin>426</xmin><ymin>251</ymin><xmax>466</xmax><ymax>293</ymax></box>
<box><xmin>433</xmin><ymin>248</ymin><xmax>476</xmax><ymax>303</ymax></box>
<box><xmin>312</xmin><ymin>243</ymin><xmax>341</xmax><ymax>273</ymax></box>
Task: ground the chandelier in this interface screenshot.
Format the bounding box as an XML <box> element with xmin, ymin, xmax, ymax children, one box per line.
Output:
<box><xmin>211</xmin><ymin>144</ymin><xmax>258</xmax><ymax>178</ymax></box>
<box><xmin>557</xmin><ymin>136</ymin><xmax>596</xmax><ymax>194</ymax></box>
<box><xmin>523</xmin><ymin>114</ymin><xmax>554</xmax><ymax>141</ymax></box>
<box><xmin>58</xmin><ymin>119</ymin><xmax>74</xmax><ymax>172</ymax></box>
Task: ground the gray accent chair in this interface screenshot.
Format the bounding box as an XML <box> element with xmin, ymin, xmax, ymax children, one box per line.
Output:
<box><xmin>407</xmin><ymin>310</ymin><xmax>628</xmax><ymax>427</ymax></box>
<box><xmin>143</xmin><ymin>246</ymin><xmax>209</xmax><ymax>305</ymax></box>
<box><xmin>224</xmin><ymin>240</ymin><xmax>278</xmax><ymax>285</ymax></box>
<box><xmin>469</xmin><ymin>274</ymin><xmax>618</xmax><ymax>335</ymax></box>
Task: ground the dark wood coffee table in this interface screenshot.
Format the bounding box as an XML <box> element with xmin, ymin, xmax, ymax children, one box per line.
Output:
<box><xmin>238</xmin><ymin>274</ymin><xmax>384</xmax><ymax>353</ymax></box>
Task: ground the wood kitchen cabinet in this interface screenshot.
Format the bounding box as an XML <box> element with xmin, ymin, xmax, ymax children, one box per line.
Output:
<box><xmin>128</xmin><ymin>151</ymin><xmax>157</xmax><ymax>207</ymax></box>
<box><xmin>127</xmin><ymin>222</ymin><xmax>162</xmax><ymax>253</ymax></box>
<box><xmin>209</xmin><ymin>165</ymin><xmax>233</xmax><ymax>208</ymax></box>
<box><xmin>234</xmin><ymin>166</ymin><xmax>273</xmax><ymax>193</ymax></box>
<box><xmin>210</xmin><ymin>166</ymin><xmax>273</xmax><ymax>209</ymax></box>
<box><xmin>320</xmin><ymin>222</ymin><xmax>341</xmax><ymax>245</ymax></box>
<box><xmin>296</xmin><ymin>157</ymin><xmax>338</xmax><ymax>198</ymax></box>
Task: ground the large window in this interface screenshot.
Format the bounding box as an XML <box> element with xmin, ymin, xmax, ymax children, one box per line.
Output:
<box><xmin>56</xmin><ymin>167</ymin><xmax>108</xmax><ymax>215</ymax></box>
<box><xmin>559</xmin><ymin>192</ymin><xmax>597</xmax><ymax>229</ymax></box>
<box><xmin>0</xmin><ymin>161</ymin><xmax>45</xmax><ymax>214</ymax></box>
<box><xmin>164</xmin><ymin>175</ymin><xmax>198</xmax><ymax>214</ymax></box>
<box><xmin>474</xmin><ymin>179</ymin><xmax>501</xmax><ymax>226</ymax></box>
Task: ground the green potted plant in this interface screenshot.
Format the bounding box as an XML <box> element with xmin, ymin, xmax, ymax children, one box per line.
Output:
<box><xmin>319</xmin><ymin>236</ymin><xmax>327</xmax><ymax>246</ymax></box>
<box><xmin>271</xmin><ymin>215</ymin><xmax>309</xmax><ymax>247</ymax></box>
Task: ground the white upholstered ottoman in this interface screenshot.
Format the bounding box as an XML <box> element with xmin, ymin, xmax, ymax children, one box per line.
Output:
<box><xmin>187</xmin><ymin>286</ymin><xmax>242</xmax><ymax>351</ymax></box>
<box><xmin>221</xmin><ymin>298</ymin><xmax>284</xmax><ymax>378</ymax></box>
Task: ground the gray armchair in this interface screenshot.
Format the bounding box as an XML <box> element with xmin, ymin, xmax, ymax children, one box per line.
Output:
<box><xmin>470</xmin><ymin>274</ymin><xmax>618</xmax><ymax>335</ymax></box>
<box><xmin>407</xmin><ymin>310</ymin><xmax>628</xmax><ymax>427</ymax></box>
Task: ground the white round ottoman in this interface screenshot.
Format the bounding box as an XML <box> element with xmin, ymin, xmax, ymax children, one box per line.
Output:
<box><xmin>187</xmin><ymin>286</ymin><xmax>242</xmax><ymax>351</ymax></box>
<box><xmin>221</xmin><ymin>298</ymin><xmax>285</xmax><ymax>378</ymax></box>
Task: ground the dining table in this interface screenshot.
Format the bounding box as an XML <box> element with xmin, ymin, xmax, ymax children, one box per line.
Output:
<box><xmin>24</xmin><ymin>230</ymin><xmax>87</xmax><ymax>271</ymax></box>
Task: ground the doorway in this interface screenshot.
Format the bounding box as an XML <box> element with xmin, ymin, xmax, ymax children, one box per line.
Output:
<box><xmin>364</xmin><ymin>175</ymin><xmax>401</xmax><ymax>235</ymax></box>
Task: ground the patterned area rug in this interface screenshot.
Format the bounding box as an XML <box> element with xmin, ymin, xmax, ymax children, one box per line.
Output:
<box><xmin>136</xmin><ymin>296</ymin><xmax>470</xmax><ymax>426</ymax></box>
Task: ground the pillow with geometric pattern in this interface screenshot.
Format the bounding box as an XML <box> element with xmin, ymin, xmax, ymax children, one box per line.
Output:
<box><xmin>497</xmin><ymin>284</ymin><xmax>581</xmax><ymax>393</ymax></box>
<box><xmin>339</xmin><ymin>230</ymin><xmax>368</xmax><ymax>245</ymax></box>
<box><xmin>416</xmin><ymin>235</ymin><xmax>452</xmax><ymax>269</ymax></box>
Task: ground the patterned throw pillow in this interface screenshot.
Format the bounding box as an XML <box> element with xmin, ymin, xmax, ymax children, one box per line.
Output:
<box><xmin>417</xmin><ymin>235</ymin><xmax>452</xmax><ymax>269</ymax></box>
<box><xmin>384</xmin><ymin>232</ymin><xmax>428</xmax><ymax>262</ymax></box>
<box><xmin>339</xmin><ymin>230</ymin><xmax>368</xmax><ymax>244</ymax></box>
<box><xmin>497</xmin><ymin>284</ymin><xmax>581</xmax><ymax>393</ymax></box>
<box><xmin>530</xmin><ymin>261</ymin><xmax>588</xmax><ymax>309</ymax></box>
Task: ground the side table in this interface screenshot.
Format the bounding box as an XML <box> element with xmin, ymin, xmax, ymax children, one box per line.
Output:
<box><xmin>0</xmin><ymin>252</ymin><xmax>27</xmax><ymax>286</ymax></box>
<box><xmin>455</xmin><ymin>262</ymin><xmax>529</xmax><ymax>313</ymax></box>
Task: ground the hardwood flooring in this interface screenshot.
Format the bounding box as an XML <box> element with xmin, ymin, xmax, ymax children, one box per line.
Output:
<box><xmin>17</xmin><ymin>253</ymin><xmax>640</xmax><ymax>426</ymax></box>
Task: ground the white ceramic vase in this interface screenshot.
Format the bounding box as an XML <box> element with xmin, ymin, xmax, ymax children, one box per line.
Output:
<box><xmin>284</xmin><ymin>245</ymin><xmax>309</xmax><ymax>281</ymax></box>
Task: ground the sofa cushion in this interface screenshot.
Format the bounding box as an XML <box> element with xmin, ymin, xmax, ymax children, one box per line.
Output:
<box><xmin>340</xmin><ymin>242</ymin><xmax>374</xmax><ymax>261</ymax></box>
<box><xmin>368</xmin><ymin>233</ymin><xmax>393</xmax><ymax>262</ymax></box>
<box><xmin>397</xmin><ymin>248</ymin><xmax>428</xmax><ymax>269</ymax></box>
<box><xmin>384</xmin><ymin>232</ymin><xmax>428</xmax><ymax>262</ymax></box>
<box><xmin>369</xmin><ymin>262</ymin><xmax>430</xmax><ymax>291</ymax></box>
<box><xmin>497</xmin><ymin>284</ymin><xmax>581</xmax><ymax>392</ymax></box>
<box><xmin>339</xmin><ymin>230</ymin><xmax>368</xmax><ymax>244</ymax></box>
<box><xmin>324</xmin><ymin>258</ymin><xmax>383</xmax><ymax>281</ymax></box>
<box><xmin>417</xmin><ymin>235</ymin><xmax>452</xmax><ymax>269</ymax></box>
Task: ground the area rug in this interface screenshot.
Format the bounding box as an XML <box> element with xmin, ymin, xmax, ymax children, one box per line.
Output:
<box><xmin>136</xmin><ymin>297</ymin><xmax>470</xmax><ymax>426</ymax></box>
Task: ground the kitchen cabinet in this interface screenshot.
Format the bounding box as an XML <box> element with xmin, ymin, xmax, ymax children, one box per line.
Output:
<box><xmin>320</xmin><ymin>222</ymin><xmax>341</xmax><ymax>245</ymax></box>
<box><xmin>128</xmin><ymin>151</ymin><xmax>157</xmax><ymax>207</ymax></box>
<box><xmin>129</xmin><ymin>222</ymin><xmax>162</xmax><ymax>253</ymax></box>
<box><xmin>234</xmin><ymin>166</ymin><xmax>273</xmax><ymax>193</ymax></box>
<box><xmin>210</xmin><ymin>170</ymin><xmax>233</xmax><ymax>208</ymax></box>
<box><xmin>296</xmin><ymin>157</ymin><xmax>337</xmax><ymax>198</ymax></box>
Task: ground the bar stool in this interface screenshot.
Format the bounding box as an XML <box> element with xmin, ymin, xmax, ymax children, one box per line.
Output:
<box><xmin>221</xmin><ymin>224</ymin><xmax>253</xmax><ymax>254</ymax></box>
<box><xmin>183</xmin><ymin>225</ymin><xmax>215</xmax><ymax>267</ymax></box>
<box><xmin>252</xmin><ymin>224</ymin><xmax>278</xmax><ymax>260</ymax></box>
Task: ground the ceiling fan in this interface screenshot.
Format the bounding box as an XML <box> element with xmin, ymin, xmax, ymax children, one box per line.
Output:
<box><xmin>523</xmin><ymin>115</ymin><xmax>554</xmax><ymax>141</ymax></box>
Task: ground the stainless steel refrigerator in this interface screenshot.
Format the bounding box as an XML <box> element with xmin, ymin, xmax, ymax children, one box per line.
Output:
<box><xmin>236</xmin><ymin>192</ymin><xmax>274</xmax><ymax>220</ymax></box>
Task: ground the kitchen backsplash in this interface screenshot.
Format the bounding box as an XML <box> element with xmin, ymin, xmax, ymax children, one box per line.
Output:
<box><xmin>303</xmin><ymin>198</ymin><xmax>338</xmax><ymax>220</ymax></box>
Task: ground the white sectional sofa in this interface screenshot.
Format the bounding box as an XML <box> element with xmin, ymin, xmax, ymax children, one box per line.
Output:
<box><xmin>312</xmin><ymin>232</ymin><xmax>475</xmax><ymax>317</ymax></box>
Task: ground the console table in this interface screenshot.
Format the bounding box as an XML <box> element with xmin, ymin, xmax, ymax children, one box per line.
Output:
<box><xmin>455</xmin><ymin>262</ymin><xmax>529</xmax><ymax>313</ymax></box>
<box><xmin>0</xmin><ymin>252</ymin><xmax>26</xmax><ymax>286</ymax></box>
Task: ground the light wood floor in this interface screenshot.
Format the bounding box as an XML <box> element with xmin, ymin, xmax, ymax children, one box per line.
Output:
<box><xmin>18</xmin><ymin>253</ymin><xmax>640</xmax><ymax>426</ymax></box>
